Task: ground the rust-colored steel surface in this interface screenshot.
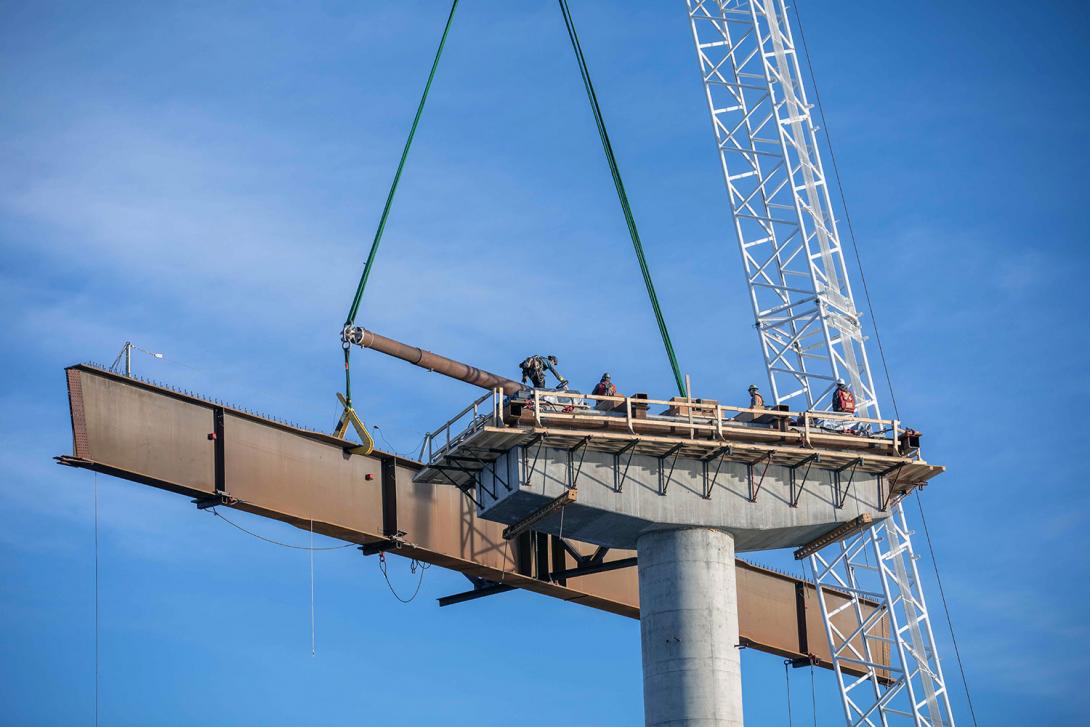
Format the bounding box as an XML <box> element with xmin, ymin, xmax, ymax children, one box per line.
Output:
<box><xmin>349</xmin><ymin>326</ymin><xmax>523</xmax><ymax>395</ymax></box>
<box><xmin>57</xmin><ymin>364</ymin><xmax>887</xmax><ymax>674</ymax></box>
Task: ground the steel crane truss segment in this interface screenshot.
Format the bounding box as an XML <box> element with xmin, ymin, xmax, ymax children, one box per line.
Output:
<box><xmin>809</xmin><ymin>503</ymin><xmax>957</xmax><ymax>725</ymax></box>
<box><xmin>685</xmin><ymin>0</ymin><xmax>881</xmax><ymax>419</ymax></box>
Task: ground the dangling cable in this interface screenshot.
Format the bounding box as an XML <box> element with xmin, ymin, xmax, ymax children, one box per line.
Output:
<box><xmin>916</xmin><ymin>491</ymin><xmax>980</xmax><ymax>727</ymax></box>
<box><xmin>558</xmin><ymin>0</ymin><xmax>687</xmax><ymax>396</ymax></box>
<box><xmin>93</xmin><ymin>472</ymin><xmax>100</xmax><ymax>727</ymax></box>
<box><xmin>378</xmin><ymin>552</ymin><xmax>429</xmax><ymax>604</ymax></box>
<box><xmin>340</xmin><ymin>0</ymin><xmax>458</xmax><ymax>410</ymax></box>
<box><xmin>809</xmin><ymin>664</ymin><xmax>817</xmax><ymax>727</ymax></box>
<box><xmin>343</xmin><ymin>0</ymin><xmax>459</xmax><ymax>330</ymax></box>
<box><xmin>310</xmin><ymin>519</ymin><xmax>316</xmax><ymax>657</ymax></box>
<box><xmin>784</xmin><ymin>660</ymin><xmax>794</xmax><ymax>727</ymax></box>
<box><xmin>790</xmin><ymin>1</ymin><xmax>898</xmax><ymax>421</ymax></box>
<box><xmin>794</xmin><ymin>8</ymin><xmax>978</xmax><ymax>722</ymax></box>
<box><xmin>207</xmin><ymin>508</ymin><xmax>354</xmax><ymax>550</ymax></box>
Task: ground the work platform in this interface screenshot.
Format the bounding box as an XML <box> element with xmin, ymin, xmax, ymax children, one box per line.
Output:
<box><xmin>416</xmin><ymin>388</ymin><xmax>944</xmax><ymax>551</ymax></box>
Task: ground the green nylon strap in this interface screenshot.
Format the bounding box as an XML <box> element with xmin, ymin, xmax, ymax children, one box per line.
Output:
<box><xmin>558</xmin><ymin>0</ymin><xmax>687</xmax><ymax>397</ymax></box>
<box><xmin>344</xmin><ymin>0</ymin><xmax>459</xmax><ymax>328</ymax></box>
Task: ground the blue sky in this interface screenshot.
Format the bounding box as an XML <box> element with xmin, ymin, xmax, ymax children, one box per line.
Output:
<box><xmin>2</xmin><ymin>1</ymin><xmax>1089</xmax><ymax>724</ymax></box>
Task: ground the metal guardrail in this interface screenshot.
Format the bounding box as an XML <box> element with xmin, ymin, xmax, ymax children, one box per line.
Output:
<box><xmin>418</xmin><ymin>389</ymin><xmax>503</xmax><ymax>463</ymax></box>
<box><xmin>419</xmin><ymin>388</ymin><xmax>914</xmax><ymax>468</ymax></box>
<box><xmin>525</xmin><ymin>389</ymin><xmax>903</xmax><ymax>451</ymax></box>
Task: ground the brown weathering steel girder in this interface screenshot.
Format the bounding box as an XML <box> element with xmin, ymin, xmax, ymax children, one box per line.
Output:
<box><xmin>58</xmin><ymin>364</ymin><xmax>890</xmax><ymax>675</ymax></box>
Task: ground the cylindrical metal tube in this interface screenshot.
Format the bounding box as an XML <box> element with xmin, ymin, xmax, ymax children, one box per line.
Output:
<box><xmin>347</xmin><ymin>326</ymin><xmax>523</xmax><ymax>395</ymax></box>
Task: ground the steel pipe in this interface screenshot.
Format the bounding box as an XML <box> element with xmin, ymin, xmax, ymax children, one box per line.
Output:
<box><xmin>344</xmin><ymin>325</ymin><xmax>522</xmax><ymax>395</ymax></box>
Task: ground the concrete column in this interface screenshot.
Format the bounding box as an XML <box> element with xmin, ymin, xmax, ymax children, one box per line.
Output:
<box><xmin>637</xmin><ymin>527</ymin><xmax>743</xmax><ymax>727</ymax></box>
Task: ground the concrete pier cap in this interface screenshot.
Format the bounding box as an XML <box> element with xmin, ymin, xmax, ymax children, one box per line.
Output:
<box><xmin>474</xmin><ymin>444</ymin><xmax>892</xmax><ymax>552</ymax></box>
<box><xmin>637</xmin><ymin>527</ymin><xmax>743</xmax><ymax>727</ymax></box>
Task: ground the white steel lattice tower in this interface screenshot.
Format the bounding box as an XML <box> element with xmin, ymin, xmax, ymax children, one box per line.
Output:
<box><xmin>685</xmin><ymin>1</ymin><xmax>957</xmax><ymax>724</ymax></box>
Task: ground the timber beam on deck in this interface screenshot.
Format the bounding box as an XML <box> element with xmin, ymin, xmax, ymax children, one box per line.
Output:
<box><xmin>57</xmin><ymin>364</ymin><xmax>891</xmax><ymax>677</ymax></box>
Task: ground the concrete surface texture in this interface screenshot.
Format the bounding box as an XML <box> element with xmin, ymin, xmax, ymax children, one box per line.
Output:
<box><xmin>637</xmin><ymin>528</ymin><xmax>744</xmax><ymax>727</ymax></box>
<box><xmin>477</xmin><ymin>445</ymin><xmax>886</xmax><ymax>551</ymax></box>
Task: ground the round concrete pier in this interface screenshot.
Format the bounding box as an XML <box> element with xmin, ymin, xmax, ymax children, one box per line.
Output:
<box><xmin>636</xmin><ymin>528</ymin><xmax>743</xmax><ymax>727</ymax></box>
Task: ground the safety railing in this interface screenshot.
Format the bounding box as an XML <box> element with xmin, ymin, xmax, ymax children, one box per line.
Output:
<box><xmin>523</xmin><ymin>389</ymin><xmax>904</xmax><ymax>453</ymax></box>
<box><xmin>418</xmin><ymin>389</ymin><xmax>503</xmax><ymax>463</ymax></box>
<box><xmin>419</xmin><ymin>388</ymin><xmax>910</xmax><ymax>467</ymax></box>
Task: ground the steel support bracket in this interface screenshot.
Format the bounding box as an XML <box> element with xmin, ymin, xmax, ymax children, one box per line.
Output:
<box><xmin>788</xmin><ymin>453</ymin><xmax>820</xmax><ymax>508</ymax></box>
<box><xmin>359</xmin><ymin>530</ymin><xmax>408</xmax><ymax>557</ymax></box>
<box><xmin>192</xmin><ymin>494</ymin><xmax>237</xmax><ymax>510</ymax></box>
<box><xmin>568</xmin><ymin>435</ymin><xmax>591</xmax><ymax>490</ymax></box>
<box><xmin>522</xmin><ymin>433</ymin><xmax>548</xmax><ymax>485</ymax></box>
<box><xmin>748</xmin><ymin>452</ymin><xmax>774</xmax><ymax>502</ymax></box>
<box><xmin>549</xmin><ymin>556</ymin><xmax>638</xmax><ymax>582</ymax></box>
<box><xmin>437</xmin><ymin>579</ymin><xmax>515</xmax><ymax>608</ymax></box>
<box><xmin>612</xmin><ymin>439</ymin><xmax>640</xmax><ymax>493</ymax></box>
<box><xmin>833</xmin><ymin>457</ymin><xmax>864</xmax><ymax>509</ymax></box>
<box><xmin>701</xmin><ymin>445</ymin><xmax>732</xmax><ymax>499</ymax></box>
<box><xmin>658</xmin><ymin>443</ymin><xmax>686</xmax><ymax>496</ymax></box>
<box><xmin>877</xmin><ymin>462</ymin><xmax>906</xmax><ymax>511</ymax></box>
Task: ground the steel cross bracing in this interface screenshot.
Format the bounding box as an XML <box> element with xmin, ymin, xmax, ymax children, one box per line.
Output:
<box><xmin>809</xmin><ymin>505</ymin><xmax>955</xmax><ymax>727</ymax></box>
<box><xmin>685</xmin><ymin>0</ymin><xmax>879</xmax><ymax>418</ymax></box>
<box><xmin>685</xmin><ymin>1</ymin><xmax>956</xmax><ymax>724</ymax></box>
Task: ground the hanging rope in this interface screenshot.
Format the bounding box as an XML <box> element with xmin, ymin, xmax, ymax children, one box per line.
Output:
<box><xmin>310</xmin><ymin>519</ymin><xmax>316</xmax><ymax>656</ymax></box>
<box><xmin>344</xmin><ymin>0</ymin><xmax>459</xmax><ymax>329</ymax></box>
<box><xmin>558</xmin><ymin>0</ymin><xmax>687</xmax><ymax>397</ymax></box>
<box><xmin>809</xmin><ymin>664</ymin><xmax>817</xmax><ymax>726</ymax></box>
<box><xmin>208</xmin><ymin>507</ymin><xmax>355</xmax><ymax>551</ymax></box>
<box><xmin>916</xmin><ymin>491</ymin><xmax>980</xmax><ymax>727</ymax></box>
<box><xmin>341</xmin><ymin>0</ymin><xmax>459</xmax><ymax>405</ymax></box>
<box><xmin>790</xmin><ymin>1</ymin><xmax>898</xmax><ymax>420</ymax></box>
<box><xmin>378</xmin><ymin>551</ymin><xmax>430</xmax><ymax>604</ymax></box>
<box><xmin>93</xmin><ymin>472</ymin><xmax>100</xmax><ymax>727</ymax></box>
<box><xmin>784</xmin><ymin>661</ymin><xmax>794</xmax><ymax>726</ymax></box>
<box><xmin>793</xmin><ymin>5</ymin><xmax>977</xmax><ymax>724</ymax></box>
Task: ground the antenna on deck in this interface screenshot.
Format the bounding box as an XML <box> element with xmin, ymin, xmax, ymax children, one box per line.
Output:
<box><xmin>109</xmin><ymin>341</ymin><xmax>164</xmax><ymax>377</ymax></box>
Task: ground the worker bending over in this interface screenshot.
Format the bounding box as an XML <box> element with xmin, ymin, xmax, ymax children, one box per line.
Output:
<box><xmin>747</xmin><ymin>384</ymin><xmax>764</xmax><ymax>410</ymax></box>
<box><xmin>519</xmin><ymin>354</ymin><xmax>568</xmax><ymax>390</ymax></box>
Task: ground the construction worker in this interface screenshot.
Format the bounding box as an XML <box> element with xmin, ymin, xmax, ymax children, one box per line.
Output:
<box><xmin>832</xmin><ymin>379</ymin><xmax>856</xmax><ymax>415</ymax></box>
<box><xmin>747</xmin><ymin>384</ymin><xmax>764</xmax><ymax>410</ymax></box>
<box><xmin>519</xmin><ymin>354</ymin><xmax>568</xmax><ymax>390</ymax></box>
<box><xmin>592</xmin><ymin>373</ymin><xmax>616</xmax><ymax>397</ymax></box>
<box><xmin>592</xmin><ymin>373</ymin><xmax>618</xmax><ymax>410</ymax></box>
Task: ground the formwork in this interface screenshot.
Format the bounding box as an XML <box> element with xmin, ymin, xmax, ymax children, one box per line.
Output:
<box><xmin>415</xmin><ymin>388</ymin><xmax>943</xmax><ymax>551</ymax></box>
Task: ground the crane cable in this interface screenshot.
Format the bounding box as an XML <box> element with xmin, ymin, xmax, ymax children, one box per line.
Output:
<box><xmin>339</xmin><ymin>0</ymin><xmax>686</xmax><ymax>399</ymax></box>
<box><xmin>341</xmin><ymin>0</ymin><xmax>459</xmax><ymax>406</ymax></box>
<box><xmin>791</xmin><ymin>4</ymin><xmax>978</xmax><ymax>724</ymax></box>
<box><xmin>558</xmin><ymin>0</ymin><xmax>687</xmax><ymax>397</ymax></box>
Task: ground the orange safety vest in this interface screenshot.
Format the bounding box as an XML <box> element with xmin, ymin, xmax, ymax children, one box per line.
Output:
<box><xmin>593</xmin><ymin>381</ymin><xmax>616</xmax><ymax>396</ymax></box>
<box><xmin>833</xmin><ymin>388</ymin><xmax>856</xmax><ymax>413</ymax></box>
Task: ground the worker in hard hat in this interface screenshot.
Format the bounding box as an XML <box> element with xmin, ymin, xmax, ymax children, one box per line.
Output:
<box><xmin>592</xmin><ymin>373</ymin><xmax>618</xmax><ymax>410</ymax></box>
<box><xmin>832</xmin><ymin>379</ymin><xmax>856</xmax><ymax>415</ymax></box>
<box><xmin>747</xmin><ymin>384</ymin><xmax>765</xmax><ymax>410</ymax></box>
<box><xmin>592</xmin><ymin>373</ymin><xmax>616</xmax><ymax>397</ymax></box>
<box><xmin>519</xmin><ymin>354</ymin><xmax>568</xmax><ymax>390</ymax></box>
